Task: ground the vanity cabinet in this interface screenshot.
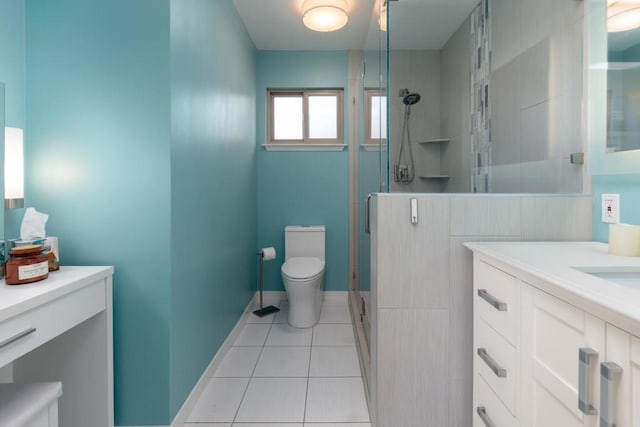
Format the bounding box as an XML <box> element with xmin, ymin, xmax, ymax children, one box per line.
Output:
<box><xmin>472</xmin><ymin>256</ymin><xmax>640</xmax><ymax>427</ymax></box>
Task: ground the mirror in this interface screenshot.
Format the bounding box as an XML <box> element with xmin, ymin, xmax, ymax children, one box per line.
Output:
<box><xmin>0</xmin><ymin>82</ymin><xmax>5</xmax><ymax>276</ymax></box>
<box><xmin>589</xmin><ymin>0</ymin><xmax>640</xmax><ymax>174</ymax></box>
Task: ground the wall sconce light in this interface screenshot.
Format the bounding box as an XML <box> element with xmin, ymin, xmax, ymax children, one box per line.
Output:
<box><xmin>5</xmin><ymin>127</ymin><xmax>24</xmax><ymax>209</ymax></box>
<box><xmin>608</xmin><ymin>1</ymin><xmax>640</xmax><ymax>32</ymax></box>
<box><xmin>302</xmin><ymin>0</ymin><xmax>349</xmax><ymax>32</ymax></box>
<box><xmin>379</xmin><ymin>1</ymin><xmax>388</xmax><ymax>32</ymax></box>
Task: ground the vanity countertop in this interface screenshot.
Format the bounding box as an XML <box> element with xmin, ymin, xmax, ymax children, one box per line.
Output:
<box><xmin>464</xmin><ymin>241</ymin><xmax>640</xmax><ymax>336</ymax></box>
<box><xmin>0</xmin><ymin>266</ymin><xmax>114</xmax><ymax>322</ymax></box>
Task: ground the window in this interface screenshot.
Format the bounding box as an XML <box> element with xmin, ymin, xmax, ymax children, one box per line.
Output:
<box><xmin>268</xmin><ymin>89</ymin><xmax>344</xmax><ymax>146</ymax></box>
<box><xmin>365</xmin><ymin>89</ymin><xmax>387</xmax><ymax>145</ymax></box>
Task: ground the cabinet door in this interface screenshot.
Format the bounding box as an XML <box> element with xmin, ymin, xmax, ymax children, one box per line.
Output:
<box><xmin>602</xmin><ymin>325</ymin><xmax>640</xmax><ymax>427</ymax></box>
<box><xmin>520</xmin><ymin>287</ymin><xmax>604</xmax><ymax>427</ymax></box>
<box><xmin>632</xmin><ymin>336</ymin><xmax>640</xmax><ymax>427</ymax></box>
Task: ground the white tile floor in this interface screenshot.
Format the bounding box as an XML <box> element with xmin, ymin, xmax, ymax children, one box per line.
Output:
<box><xmin>184</xmin><ymin>298</ymin><xmax>371</xmax><ymax>427</ymax></box>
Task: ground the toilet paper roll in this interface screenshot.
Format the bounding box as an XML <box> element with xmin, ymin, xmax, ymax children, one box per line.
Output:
<box><xmin>260</xmin><ymin>247</ymin><xmax>276</xmax><ymax>261</ymax></box>
<box><xmin>609</xmin><ymin>224</ymin><xmax>640</xmax><ymax>257</ymax></box>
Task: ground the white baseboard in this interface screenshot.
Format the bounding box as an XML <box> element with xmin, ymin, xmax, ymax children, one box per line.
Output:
<box><xmin>168</xmin><ymin>294</ymin><xmax>266</xmax><ymax>427</ymax></box>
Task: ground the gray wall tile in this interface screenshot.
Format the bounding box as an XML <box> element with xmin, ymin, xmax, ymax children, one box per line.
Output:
<box><xmin>450</xmin><ymin>196</ymin><xmax>521</xmax><ymax>236</ymax></box>
<box><xmin>377</xmin><ymin>308</ymin><xmax>450</xmax><ymax>427</ymax></box>
<box><xmin>377</xmin><ymin>196</ymin><xmax>450</xmax><ymax>308</ymax></box>
<box><xmin>521</xmin><ymin>196</ymin><xmax>593</xmax><ymax>240</ymax></box>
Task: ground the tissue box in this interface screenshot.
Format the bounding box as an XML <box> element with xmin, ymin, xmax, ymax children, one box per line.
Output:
<box><xmin>11</xmin><ymin>237</ymin><xmax>60</xmax><ymax>271</ymax></box>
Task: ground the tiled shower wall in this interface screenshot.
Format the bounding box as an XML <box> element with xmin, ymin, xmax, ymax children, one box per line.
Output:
<box><xmin>369</xmin><ymin>193</ymin><xmax>593</xmax><ymax>427</ymax></box>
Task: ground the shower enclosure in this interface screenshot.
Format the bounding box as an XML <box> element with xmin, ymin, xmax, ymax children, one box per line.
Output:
<box><xmin>350</xmin><ymin>0</ymin><xmax>587</xmax><ymax>397</ymax></box>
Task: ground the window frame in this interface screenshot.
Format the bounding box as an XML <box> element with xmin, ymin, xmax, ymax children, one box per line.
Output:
<box><xmin>364</xmin><ymin>88</ymin><xmax>387</xmax><ymax>146</ymax></box>
<box><xmin>267</xmin><ymin>89</ymin><xmax>344</xmax><ymax>146</ymax></box>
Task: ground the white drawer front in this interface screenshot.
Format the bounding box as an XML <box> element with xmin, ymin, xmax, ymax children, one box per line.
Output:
<box><xmin>474</xmin><ymin>374</ymin><xmax>516</xmax><ymax>427</ymax></box>
<box><xmin>476</xmin><ymin>318</ymin><xmax>517</xmax><ymax>415</ymax></box>
<box><xmin>475</xmin><ymin>261</ymin><xmax>518</xmax><ymax>345</ymax></box>
<box><xmin>0</xmin><ymin>281</ymin><xmax>106</xmax><ymax>368</ymax></box>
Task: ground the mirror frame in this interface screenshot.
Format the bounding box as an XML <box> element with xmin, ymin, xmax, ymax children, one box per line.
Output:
<box><xmin>588</xmin><ymin>0</ymin><xmax>640</xmax><ymax>175</ymax></box>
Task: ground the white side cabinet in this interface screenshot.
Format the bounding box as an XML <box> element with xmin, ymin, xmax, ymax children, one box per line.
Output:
<box><xmin>472</xmin><ymin>257</ymin><xmax>640</xmax><ymax>427</ymax></box>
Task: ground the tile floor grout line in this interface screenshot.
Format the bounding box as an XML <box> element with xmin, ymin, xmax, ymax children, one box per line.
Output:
<box><xmin>230</xmin><ymin>304</ymin><xmax>278</xmax><ymax>424</ymax></box>
<box><xmin>302</xmin><ymin>322</ymin><xmax>314</xmax><ymax>425</ymax></box>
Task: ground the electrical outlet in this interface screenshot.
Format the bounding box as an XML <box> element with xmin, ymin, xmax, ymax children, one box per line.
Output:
<box><xmin>602</xmin><ymin>194</ymin><xmax>620</xmax><ymax>224</ymax></box>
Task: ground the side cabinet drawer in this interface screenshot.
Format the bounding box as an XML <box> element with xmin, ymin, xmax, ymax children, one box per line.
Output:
<box><xmin>475</xmin><ymin>261</ymin><xmax>518</xmax><ymax>345</ymax></box>
<box><xmin>0</xmin><ymin>280</ymin><xmax>106</xmax><ymax>367</ymax></box>
<box><xmin>476</xmin><ymin>318</ymin><xmax>517</xmax><ymax>415</ymax></box>
<box><xmin>474</xmin><ymin>374</ymin><xmax>516</xmax><ymax>427</ymax></box>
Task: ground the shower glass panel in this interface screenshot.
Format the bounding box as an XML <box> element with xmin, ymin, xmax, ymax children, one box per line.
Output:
<box><xmin>386</xmin><ymin>0</ymin><xmax>586</xmax><ymax>194</ymax></box>
<box><xmin>352</xmin><ymin>0</ymin><xmax>389</xmax><ymax>376</ymax></box>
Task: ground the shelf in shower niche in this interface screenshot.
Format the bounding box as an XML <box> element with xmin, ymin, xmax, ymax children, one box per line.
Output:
<box><xmin>419</xmin><ymin>175</ymin><xmax>450</xmax><ymax>179</ymax></box>
<box><xmin>419</xmin><ymin>139</ymin><xmax>450</xmax><ymax>145</ymax></box>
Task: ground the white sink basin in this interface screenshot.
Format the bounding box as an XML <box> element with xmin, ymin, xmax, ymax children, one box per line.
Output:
<box><xmin>573</xmin><ymin>267</ymin><xmax>640</xmax><ymax>290</ymax></box>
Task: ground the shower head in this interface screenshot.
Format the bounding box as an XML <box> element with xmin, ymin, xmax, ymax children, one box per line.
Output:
<box><xmin>403</xmin><ymin>93</ymin><xmax>421</xmax><ymax>106</ymax></box>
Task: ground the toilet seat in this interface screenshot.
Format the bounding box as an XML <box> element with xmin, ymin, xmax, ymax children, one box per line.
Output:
<box><xmin>281</xmin><ymin>257</ymin><xmax>324</xmax><ymax>281</ymax></box>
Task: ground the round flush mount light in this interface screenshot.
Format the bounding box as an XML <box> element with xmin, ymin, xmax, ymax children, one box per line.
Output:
<box><xmin>379</xmin><ymin>2</ymin><xmax>387</xmax><ymax>32</ymax></box>
<box><xmin>608</xmin><ymin>1</ymin><xmax>640</xmax><ymax>32</ymax></box>
<box><xmin>302</xmin><ymin>0</ymin><xmax>349</xmax><ymax>32</ymax></box>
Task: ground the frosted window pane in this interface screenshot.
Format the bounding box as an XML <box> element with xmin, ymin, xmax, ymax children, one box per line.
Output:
<box><xmin>274</xmin><ymin>96</ymin><xmax>303</xmax><ymax>140</ymax></box>
<box><xmin>309</xmin><ymin>95</ymin><xmax>338</xmax><ymax>139</ymax></box>
<box><xmin>370</xmin><ymin>95</ymin><xmax>387</xmax><ymax>139</ymax></box>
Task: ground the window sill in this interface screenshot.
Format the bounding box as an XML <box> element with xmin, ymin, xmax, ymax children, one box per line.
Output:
<box><xmin>361</xmin><ymin>143</ymin><xmax>387</xmax><ymax>152</ymax></box>
<box><xmin>262</xmin><ymin>144</ymin><xmax>347</xmax><ymax>152</ymax></box>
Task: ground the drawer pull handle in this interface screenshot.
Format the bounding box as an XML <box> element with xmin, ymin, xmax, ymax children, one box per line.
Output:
<box><xmin>578</xmin><ymin>347</ymin><xmax>598</xmax><ymax>416</ymax></box>
<box><xmin>477</xmin><ymin>406</ymin><xmax>496</xmax><ymax>427</ymax></box>
<box><xmin>0</xmin><ymin>328</ymin><xmax>37</xmax><ymax>349</ymax></box>
<box><xmin>600</xmin><ymin>361</ymin><xmax>623</xmax><ymax>427</ymax></box>
<box><xmin>477</xmin><ymin>347</ymin><xmax>507</xmax><ymax>378</ymax></box>
<box><xmin>478</xmin><ymin>289</ymin><xmax>507</xmax><ymax>311</ymax></box>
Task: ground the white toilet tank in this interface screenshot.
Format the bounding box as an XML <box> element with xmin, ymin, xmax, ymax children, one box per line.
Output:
<box><xmin>284</xmin><ymin>226</ymin><xmax>325</xmax><ymax>261</ymax></box>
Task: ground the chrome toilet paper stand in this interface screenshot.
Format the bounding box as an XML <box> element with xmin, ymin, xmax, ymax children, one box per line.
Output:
<box><xmin>253</xmin><ymin>250</ymin><xmax>280</xmax><ymax>317</ymax></box>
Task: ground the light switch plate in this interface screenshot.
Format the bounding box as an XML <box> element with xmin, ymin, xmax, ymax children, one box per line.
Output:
<box><xmin>602</xmin><ymin>194</ymin><xmax>620</xmax><ymax>224</ymax></box>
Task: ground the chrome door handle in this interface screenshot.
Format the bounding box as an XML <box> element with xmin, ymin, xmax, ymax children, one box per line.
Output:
<box><xmin>600</xmin><ymin>362</ymin><xmax>623</xmax><ymax>427</ymax></box>
<box><xmin>0</xmin><ymin>328</ymin><xmax>37</xmax><ymax>349</ymax></box>
<box><xmin>478</xmin><ymin>289</ymin><xmax>507</xmax><ymax>311</ymax></box>
<box><xmin>477</xmin><ymin>406</ymin><xmax>496</xmax><ymax>427</ymax></box>
<box><xmin>477</xmin><ymin>348</ymin><xmax>507</xmax><ymax>378</ymax></box>
<box><xmin>578</xmin><ymin>348</ymin><xmax>598</xmax><ymax>416</ymax></box>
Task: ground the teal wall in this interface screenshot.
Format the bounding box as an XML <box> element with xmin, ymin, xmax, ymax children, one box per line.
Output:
<box><xmin>23</xmin><ymin>0</ymin><xmax>257</xmax><ymax>423</ymax></box>
<box><xmin>0</xmin><ymin>0</ymin><xmax>24</xmax><ymax>129</ymax></box>
<box><xmin>169</xmin><ymin>0</ymin><xmax>256</xmax><ymax>417</ymax></box>
<box><xmin>592</xmin><ymin>174</ymin><xmax>640</xmax><ymax>242</ymax></box>
<box><xmin>24</xmin><ymin>0</ymin><xmax>173</xmax><ymax>424</ymax></box>
<box><xmin>256</xmin><ymin>51</ymin><xmax>350</xmax><ymax>292</ymax></box>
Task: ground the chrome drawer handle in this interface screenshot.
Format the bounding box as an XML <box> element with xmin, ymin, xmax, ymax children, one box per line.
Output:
<box><xmin>0</xmin><ymin>328</ymin><xmax>37</xmax><ymax>349</ymax></box>
<box><xmin>600</xmin><ymin>362</ymin><xmax>623</xmax><ymax>427</ymax></box>
<box><xmin>478</xmin><ymin>289</ymin><xmax>507</xmax><ymax>311</ymax></box>
<box><xmin>578</xmin><ymin>348</ymin><xmax>598</xmax><ymax>416</ymax></box>
<box><xmin>477</xmin><ymin>348</ymin><xmax>507</xmax><ymax>378</ymax></box>
<box><xmin>477</xmin><ymin>406</ymin><xmax>496</xmax><ymax>427</ymax></box>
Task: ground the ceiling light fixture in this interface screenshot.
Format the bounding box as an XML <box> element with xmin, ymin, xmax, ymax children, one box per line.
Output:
<box><xmin>379</xmin><ymin>1</ymin><xmax>387</xmax><ymax>32</ymax></box>
<box><xmin>302</xmin><ymin>0</ymin><xmax>349</xmax><ymax>32</ymax></box>
<box><xmin>608</xmin><ymin>1</ymin><xmax>640</xmax><ymax>32</ymax></box>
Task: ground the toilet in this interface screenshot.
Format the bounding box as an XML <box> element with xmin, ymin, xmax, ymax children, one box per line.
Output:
<box><xmin>281</xmin><ymin>225</ymin><xmax>325</xmax><ymax>328</ymax></box>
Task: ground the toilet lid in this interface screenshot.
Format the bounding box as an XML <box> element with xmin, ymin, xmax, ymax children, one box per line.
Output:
<box><xmin>282</xmin><ymin>257</ymin><xmax>324</xmax><ymax>279</ymax></box>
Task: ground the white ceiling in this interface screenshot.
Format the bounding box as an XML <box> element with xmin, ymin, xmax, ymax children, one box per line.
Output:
<box><xmin>232</xmin><ymin>0</ymin><xmax>480</xmax><ymax>51</ymax></box>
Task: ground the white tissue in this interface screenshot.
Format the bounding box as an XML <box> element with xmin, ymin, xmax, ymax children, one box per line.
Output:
<box><xmin>260</xmin><ymin>247</ymin><xmax>276</xmax><ymax>261</ymax></box>
<box><xmin>20</xmin><ymin>207</ymin><xmax>49</xmax><ymax>240</ymax></box>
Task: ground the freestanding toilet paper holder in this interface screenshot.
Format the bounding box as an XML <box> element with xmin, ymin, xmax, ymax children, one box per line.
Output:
<box><xmin>253</xmin><ymin>248</ymin><xmax>280</xmax><ymax>317</ymax></box>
